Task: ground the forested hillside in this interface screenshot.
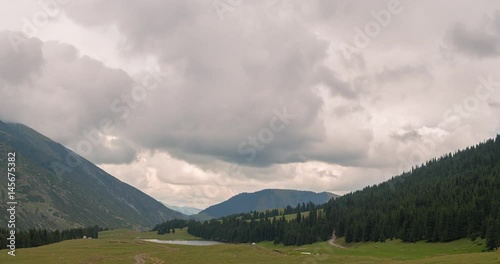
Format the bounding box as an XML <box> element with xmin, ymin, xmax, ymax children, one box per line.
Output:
<box><xmin>163</xmin><ymin>135</ymin><xmax>500</xmax><ymax>249</ymax></box>
<box><xmin>326</xmin><ymin>135</ymin><xmax>500</xmax><ymax>249</ymax></box>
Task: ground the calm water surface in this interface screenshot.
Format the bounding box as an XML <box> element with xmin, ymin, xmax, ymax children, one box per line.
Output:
<box><xmin>142</xmin><ymin>239</ymin><xmax>224</xmax><ymax>246</ymax></box>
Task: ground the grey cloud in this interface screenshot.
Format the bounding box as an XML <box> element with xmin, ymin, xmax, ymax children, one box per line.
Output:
<box><xmin>2</xmin><ymin>1</ymin><xmax>499</xmax><ymax>177</ymax></box>
<box><xmin>313</xmin><ymin>168</ymin><xmax>338</xmax><ymax>179</ymax></box>
<box><xmin>87</xmin><ymin>138</ymin><xmax>137</xmax><ymax>165</ymax></box>
<box><xmin>2</xmin><ymin>0</ymin><xmax>500</xmax><ymax>207</ymax></box>
<box><xmin>0</xmin><ymin>37</ymin><xmax>137</xmax><ymax>165</ymax></box>
<box><xmin>288</xmin><ymin>0</ymin><xmax>354</xmax><ymax>22</ymax></box>
<box><xmin>316</xmin><ymin>66</ymin><xmax>358</xmax><ymax>98</ymax></box>
<box><xmin>376</xmin><ymin>64</ymin><xmax>432</xmax><ymax>83</ymax></box>
<box><xmin>493</xmin><ymin>10</ymin><xmax>500</xmax><ymax>34</ymax></box>
<box><xmin>339</xmin><ymin>51</ymin><xmax>366</xmax><ymax>70</ymax></box>
<box><xmin>489</xmin><ymin>101</ymin><xmax>500</xmax><ymax>108</ymax></box>
<box><xmin>64</xmin><ymin>0</ymin><xmax>202</xmax><ymax>54</ymax></box>
<box><xmin>61</xmin><ymin>1</ymin><xmax>378</xmax><ymax>168</ymax></box>
<box><xmin>0</xmin><ymin>31</ymin><xmax>44</xmax><ymax>85</ymax></box>
<box><xmin>332</xmin><ymin>103</ymin><xmax>364</xmax><ymax>118</ymax></box>
<box><xmin>391</xmin><ymin>129</ymin><xmax>421</xmax><ymax>142</ymax></box>
<box><xmin>448</xmin><ymin>22</ymin><xmax>500</xmax><ymax>58</ymax></box>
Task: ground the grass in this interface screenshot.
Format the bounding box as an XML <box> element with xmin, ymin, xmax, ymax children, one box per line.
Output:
<box><xmin>258</xmin><ymin>237</ymin><xmax>497</xmax><ymax>262</ymax></box>
<box><xmin>0</xmin><ymin>229</ymin><xmax>498</xmax><ymax>263</ymax></box>
<box><xmin>99</xmin><ymin>228</ymin><xmax>200</xmax><ymax>240</ymax></box>
<box><xmin>332</xmin><ymin>237</ymin><xmax>489</xmax><ymax>260</ymax></box>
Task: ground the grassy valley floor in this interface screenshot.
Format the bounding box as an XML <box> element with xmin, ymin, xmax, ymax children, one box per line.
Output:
<box><xmin>1</xmin><ymin>229</ymin><xmax>499</xmax><ymax>263</ymax></box>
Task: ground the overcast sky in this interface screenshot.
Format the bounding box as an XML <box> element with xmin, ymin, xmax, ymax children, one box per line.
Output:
<box><xmin>1</xmin><ymin>0</ymin><xmax>499</xmax><ymax>209</ymax></box>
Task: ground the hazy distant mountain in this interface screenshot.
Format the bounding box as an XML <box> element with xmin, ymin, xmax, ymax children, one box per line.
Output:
<box><xmin>0</xmin><ymin>121</ymin><xmax>185</xmax><ymax>230</ymax></box>
<box><xmin>164</xmin><ymin>204</ymin><xmax>202</xmax><ymax>215</ymax></box>
<box><xmin>194</xmin><ymin>189</ymin><xmax>337</xmax><ymax>219</ymax></box>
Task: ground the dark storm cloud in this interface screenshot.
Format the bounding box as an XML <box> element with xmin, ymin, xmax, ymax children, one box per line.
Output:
<box><xmin>59</xmin><ymin>0</ymin><xmax>377</xmax><ymax>168</ymax></box>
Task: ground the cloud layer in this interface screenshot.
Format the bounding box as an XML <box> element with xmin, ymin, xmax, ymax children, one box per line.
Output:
<box><xmin>1</xmin><ymin>0</ymin><xmax>499</xmax><ymax>208</ymax></box>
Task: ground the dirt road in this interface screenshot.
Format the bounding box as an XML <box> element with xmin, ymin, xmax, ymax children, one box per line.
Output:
<box><xmin>329</xmin><ymin>230</ymin><xmax>347</xmax><ymax>249</ymax></box>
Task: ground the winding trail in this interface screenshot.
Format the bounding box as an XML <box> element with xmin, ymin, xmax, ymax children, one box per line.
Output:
<box><xmin>133</xmin><ymin>253</ymin><xmax>165</xmax><ymax>264</ymax></box>
<box><xmin>133</xmin><ymin>253</ymin><xmax>147</xmax><ymax>264</ymax></box>
<box><xmin>329</xmin><ymin>230</ymin><xmax>347</xmax><ymax>249</ymax></box>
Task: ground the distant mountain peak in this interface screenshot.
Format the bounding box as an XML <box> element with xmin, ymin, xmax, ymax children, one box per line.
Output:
<box><xmin>163</xmin><ymin>204</ymin><xmax>202</xmax><ymax>215</ymax></box>
<box><xmin>194</xmin><ymin>188</ymin><xmax>338</xmax><ymax>219</ymax></box>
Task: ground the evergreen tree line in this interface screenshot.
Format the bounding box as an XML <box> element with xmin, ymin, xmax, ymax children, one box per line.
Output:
<box><xmin>324</xmin><ymin>136</ymin><xmax>500</xmax><ymax>249</ymax></box>
<box><xmin>225</xmin><ymin>202</ymin><xmax>318</xmax><ymax>221</ymax></box>
<box><xmin>186</xmin><ymin>208</ymin><xmax>332</xmax><ymax>246</ymax></box>
<box><xmin>152</xmin><ymin>219</ymin><xmax>188</xmax><ymax>234</ymax></box>
<box><xmin>0</xmin><ymin>226</ymin><xmax>101</xmax><ymax>249</ymax></box>
<box><xmin>152</xmin><ymin>204</ymin><xmax>330</xmax><ymax>246</ymax></box>
<box><xmin>153</xmin><ymin>135</ymin><xmax>500</xmax><ymax>249</ymax></box>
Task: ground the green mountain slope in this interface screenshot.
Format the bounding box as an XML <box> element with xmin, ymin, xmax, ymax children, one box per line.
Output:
<box><xmin>182</xmin><ymin>135</ymin><xmax>500</xmax><ymax>249</ymax></box>
<box><xmin>195</xmin><ymin>189</ymin><xmax>337</xmax><ymax>219</ymax></box>
<box><xmin>0</xmin><ymin>121</ymin><xmax>185</xmax><ymax>230</ymax></box>
<box><xmin>326</xmin><ymin>135</ymin><xmax>500</xmax><ymax>247</ymax></box>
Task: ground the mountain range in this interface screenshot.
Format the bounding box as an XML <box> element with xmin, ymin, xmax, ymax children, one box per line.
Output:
<box><xmin>194</xmin><ymin>189</ymin><xmax>338</xmax><ymax>219</ymax></box>
<box><xmin>0</xmin><ymin>121</ymin><xmax>185</xmax><ymax>230</ymax></box>
<box><xmin>163</xmin><ymin>204</ymin><xmax>202</xmax><ymax>215</ymax></box>
<box><xmin>184</xmin><ymin>135</ymin><xmax>500</xmax><ymax>250</ymax></box>
<box><xmin>0</xmin><ymin>121</ymin><xmax>340</xmax><ymax>230</ymax></box>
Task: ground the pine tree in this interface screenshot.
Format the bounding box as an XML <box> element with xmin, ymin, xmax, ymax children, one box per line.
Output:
<box><xmin>486</xmin><ymin>219</ymin><xmax>500</xmax><ymax>250</ymax></box>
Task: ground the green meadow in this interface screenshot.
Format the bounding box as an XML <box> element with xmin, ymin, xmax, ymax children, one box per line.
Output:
<box><xmin>1</xmin><ymin>229</ymin><xmax>499</xmax><ymax>263</ymax></box>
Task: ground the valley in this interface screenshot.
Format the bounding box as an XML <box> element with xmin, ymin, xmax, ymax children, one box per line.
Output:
<box><xmin>1</xmin><ymin>1</ymin><xmax>500</xmax><ymax>263</ymax></box>
<box><xmin>1</xmin><ymin>122</ymin><xmax>500</xmax><ymax>263</ymax></box>
<box><xmin>0</xmin><ymin>229</ymin><xmax>498</xmax><ymax>263</ymax></box>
